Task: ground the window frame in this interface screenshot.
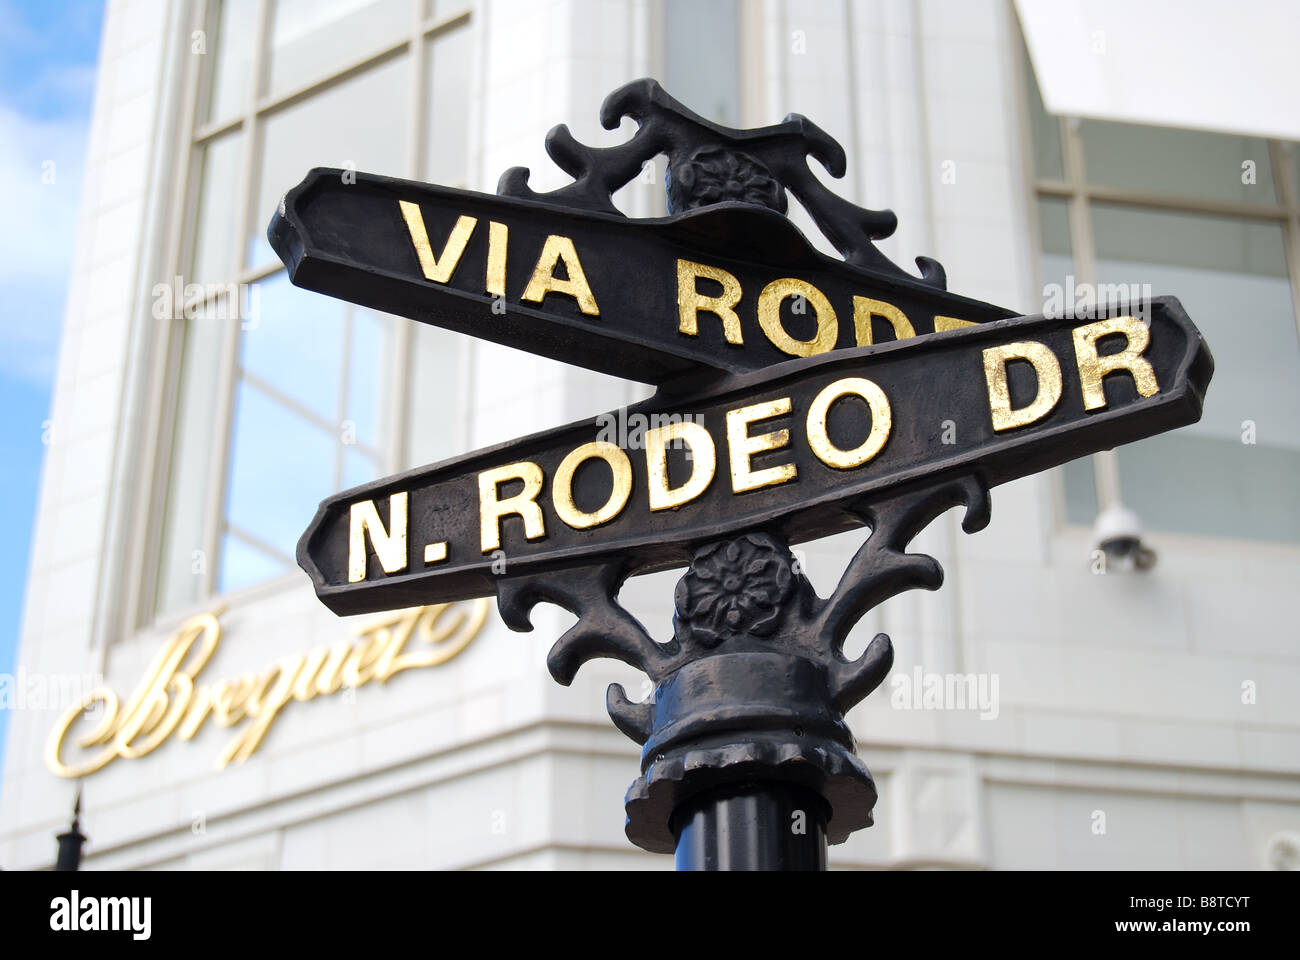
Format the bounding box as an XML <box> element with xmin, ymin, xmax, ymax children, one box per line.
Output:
<box><xmin>1027</xmin><ymin>99</ymin><xmax>1300</xmax><ymax>544</ymax></box>
<box><xmin>137</xmin><ymin>0</ymin><xmax>476</xmax><ymax>630</ymax></box>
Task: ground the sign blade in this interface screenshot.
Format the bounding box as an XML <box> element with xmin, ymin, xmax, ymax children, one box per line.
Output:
<box><xmin>298</xmin><ymin>298</ymin><xmax>1211</xmax><ymax>616</ymax></box>
<box><xmin>268</xmin><ymin>168</ymin><xmax>1017</xmax><ymax>385</ymax></box>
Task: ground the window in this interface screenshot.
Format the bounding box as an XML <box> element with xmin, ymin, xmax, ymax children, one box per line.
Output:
<box><xmin>1025</xmin><ymin>53</ymin><xmax>1300</xmax><ymax>545</ymax></box>
<box><xmin>152</xmin><ymin>0</ymin><xmax>474</xmax><ymax>618</ymax></box>
<box><xmin>662</xmin><ymin>0</ymin><xmax>741</xmax><ymax>127</ymax></box>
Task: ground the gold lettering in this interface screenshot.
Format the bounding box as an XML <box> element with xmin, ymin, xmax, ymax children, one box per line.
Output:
<box><xmin>552</xmin><ymin>441</ymin><xmax>633</xmax><ymax>530</ymax></box>
<box><xmin>398</xmin><ymin>203</ymin><xmax>476</xmax><ymax>283</ymax></box>
<box><xmin>933</xmin><ymin>315</ymin><xmax>976</xmax><ymax>333</ymax></box>
<box><xmin>293</xmin><ymin>642</ymin><xmax>351</xmax><ymax>700</ymax></box>
<box><xmin>1072</xmin><ymin>316</ymin><xmax>1159</xmax><ymax>410</ymax></box>
<box><xmin>176</xmin><ymin>685</ymin><xmax>216</xmax><ymax>740</ymax></box>
<box><xmin>210</xmin><ymin>673</ymin><xmax>259</xmax><ymax>726</ymax></box>
<box><xmin>348</xmin><ymin>493</ymin><xmax>408</xmax><ymax>583</ymax></box>
<box><xmin>218</xmin><ymin>656</ymin><xmax>307</xmax><ymax>768</ymax></box>
<box><xmin>371</xmin><ymin>609</ymin><xmax>424</xmax><ymax>682</ymax></box>
<box><xmin>479</xmin><ymin>461</ymin><xmax>546</xmax><ymax>552</ymax></box>
<box><xmin>983</xmin><ymin>341</ymin><xmax>1063</xmax><ymax>432</ymax></box>
<box><xmin>341</xmin><ymin>631</ymin><xmax>390</xmax><ymax>689</ymax></box>
<box><xmin>46</xmin><ymin>603</ymin><xmax>488</xmax><ymax>777</ymax></box>
<box><xmin>807</xmin><ymin>377</ymin><xmax>892</xmax><ymax>469</ymax></box>
<box><xmin>45</xmin><ymin>613</ymin><xmax>219</xmax><ymax>776</ymax></box>
<box><xmin>757</xmin><ymin>278</ymin><xmax>838</xmax><ymax>357</ymax></box>
<box><xmin>727</xmin><ymin>397</ymin><xmax>797</xmax><ymax>493</ymax></box>
<box><xmin>45</xmin><ymin>690</ymin><xmax>120</xmax><ymax>778</ymax></box>
<box><xmin>647</xmin><ymin>422</ymin><xmax>716</xmax><ymax>511</ymax></box>
<box><xmin>677</xmin><ymin>259</ymin><xmax>743</xmax><ymax>344</ymax></box>
<box><xmin>520</xmin><ymin>234</ymin><xmax>599</xmax><ymax>315</ymax></box>
<box><xmin>853</xmin><ymin>297</ymin><xmax>916</xmax><ymax>345</ymax></box>
<box><xmin>486</xmin><ymin>220</ymin><xmax>508</xmax><ymax>297</ymax></box>
<box><xmin>112</xmin><ymin>616</ymin><xmax>219</xmax><ymax>759</ymax></box>
<box><xmin>377</xmin><ymin>599</ymin><xmax>489</xmax><ymax>680</ymax></box>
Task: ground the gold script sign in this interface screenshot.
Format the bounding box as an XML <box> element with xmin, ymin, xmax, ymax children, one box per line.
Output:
<box><xmin>46</xmin><ymin>599</ymin><xmax>489</xmax><ymax>777</ymax></box>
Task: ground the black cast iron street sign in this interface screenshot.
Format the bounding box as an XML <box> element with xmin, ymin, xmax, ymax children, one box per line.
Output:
<box><xmin>268</xmin><ymin>78</ymin><xmax>1214</xmax><ymax>865</ymax></box>
<box><xmin>270</xmin><ymin>170</ymin><xmax>1016</xmax><ymax>384</ymax></box>
<box><xmin>298</xmin><ymin>299</ymin><xmax>1209</xmax><ymax>617</ymax></box>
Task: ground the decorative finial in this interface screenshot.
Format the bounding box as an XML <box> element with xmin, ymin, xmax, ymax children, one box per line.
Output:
<box><xmin>498</xmin><ymin>78</ymin><xmax>947</xmax><ymax>287</ymax></box>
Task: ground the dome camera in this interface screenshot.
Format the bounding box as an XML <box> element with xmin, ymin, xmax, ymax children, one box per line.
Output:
<box><xmin>1090</xmin><ymin>502</ymin><xmax>1157</xmax><ymax>572</ymax></box>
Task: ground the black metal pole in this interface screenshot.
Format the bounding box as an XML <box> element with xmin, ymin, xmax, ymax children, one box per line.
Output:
<box><xmin>54</xmin><ymin>790</ymin><xmax>85</xmax><ymax>872</ymax></box>
<box><xmin>671</xmin><ymin>782</ymin><xmax>829</xmax><ymax>871</ymax></box>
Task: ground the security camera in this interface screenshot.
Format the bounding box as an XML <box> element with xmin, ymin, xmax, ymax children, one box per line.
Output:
<box><xmin>1090</xmin><ymin>503</ymin><xmax>1156</xmax><ymax>572</ymax></box>
<box><xmin>1266</xmin><ymin>830</ymin><xmax>1300</xmax><ymax>871</ymax></box>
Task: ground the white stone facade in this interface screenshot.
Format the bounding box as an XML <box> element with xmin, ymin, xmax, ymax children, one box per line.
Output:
<box><xmin>1</xmin><ymin>0</ymin><xmax>1296</xmax><ymax>870</ymax></box>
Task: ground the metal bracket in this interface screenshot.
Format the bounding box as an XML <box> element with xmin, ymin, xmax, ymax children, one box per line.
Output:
<box><xmin>494</xmin><ymin>473</ymin><xmax>990</xmax><ymax>852</ymax></box>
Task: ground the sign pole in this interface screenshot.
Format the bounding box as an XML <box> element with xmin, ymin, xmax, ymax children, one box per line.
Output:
<box><xmin>672</xmin><ymin>783</ymin><xmax>828</xmax><ymax>870</ymax></box>
<box><xmin>268</xmin><ymin>78</ymin><xmax>1213</xmax><ymax>870</ymax></box>
<box><xmin>54</xmin><ymin>790</ymin><xmax>85</xmax><ymax>872</ymax></box>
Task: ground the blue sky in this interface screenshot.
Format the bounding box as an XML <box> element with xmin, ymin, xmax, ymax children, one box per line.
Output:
<box><xmin>0</xmin><ymin>0</ymin><xmax>104</xmax><ymax>777</ymax></box>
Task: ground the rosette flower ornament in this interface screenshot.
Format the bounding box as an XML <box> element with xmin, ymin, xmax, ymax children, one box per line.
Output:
<box><xmin>667</xmin><ymin>146</ymin><xmax>788</xmax><ymax>214</ymax></box>
<box><xmin>673</xmin><ymin>533</ymin><xmax>795</xmax><ymax>647</ymax></box>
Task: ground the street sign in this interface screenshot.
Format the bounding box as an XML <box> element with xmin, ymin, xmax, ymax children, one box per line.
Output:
<box><xmin>269</xmin><ymin>77</ymin><xmax>1215</xmax><ymax>864</ymax></box>
<box><xmin>298</xmin><ymin>299</ymin><xmax>1210</xmax><ymax>616</ymax></box>
<box><xmin>268</xmin><ymin>73</ymin><xmax>1023</xmax><ymax>387</ymax></box>
<box><xmin>270</xmin><ymin>170</ymin><xmax>1016</xmax><ymax>384</ymax></box>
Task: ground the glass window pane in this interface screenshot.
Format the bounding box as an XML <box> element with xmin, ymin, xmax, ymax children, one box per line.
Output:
<box><xmin>206</xmin><ymin>0</ymin><xmax>258</xmax><ymax>123</ymax></box>
<box><xmin>424</xmin><ymin>25</ymin><xmax>471</xmax><ymax>187</ymax></box>
<box><xmin>405</xmin><ymin>322</ymin><xmax>462</xmax><ymax>467</ymax></box>
<box><xmin>249</xmin><ymin>54</ymin><xmax>410</xmax><ymax>268</ymax></box>
<box><xmin>1061</xmin><ymin>460</ymin><xmax>1098</xmax><ymax>526</ymax></box>
<box><xmin>267</xmin><ymin>0</ymin><xmax>413</xmax><ymax>98</ymax></box>
<box><xmin>1037</xmin><ymin>195</ymin><xmax>1073</xmax><ymax>288</ymax></box>
<box><xmin>342</xmin><ymin>446</ymin><xmax>382</xmax><ymax>490</ymax></box>
<box><xmin>240</xmin><ymin>270</ymin><xmax>345</xmax><ymax>422</ymax></box>
<box><xmin>1114</xmin><ymin>433</ymin><xmax>1300</xmax><ymax>542</ymax></box>
<box><xmin>219</xmin><ymin>533</ymin><xmax>291</xmax><ymax>594</ymax></box>
<box><xmin>663</xmin><ymin>0</ymin><xmax>739</xmax><ymax>126</ymax></box>
<box><xmin>1024</xmin><ymin>48</ymin><xmax>1062</xmax><ymax>180</ymax></box>
<box><xmin>345</xmin><ymin>307</ymin><xmax>393</xmax><ymax>449</ymax></box>
<box><xmin>428</xmin><ymin>0</ymin><xmax>470</xmax><ymax>20</ymax></box>
<box><xmin>225</xmin><ymin>380</ymin><xmax>340</xmax><ymax>561</ymax></box>
<box><xmin>191</xmin><ymin>131</ymin><xmax>242</xmax><ymax>283</ymax></box>
<box><xmin>1093</xmin><ymin>202</ymin><xmax>1287</xmax><ymax>280</ymax></box>
<box><xmin>1080</xmin><ymin>120</ymin><xmax>1277</xmax><ymax>206</ymax></box>
<box><xmin>155</xmin><ymin>304</ymin><xmax>228</xmax><ymax>614</ymax></box>
<box><xmin>1092</xmin><ymin>204</ymin><xmax>1300</xmax><ymax>542</ymax></box>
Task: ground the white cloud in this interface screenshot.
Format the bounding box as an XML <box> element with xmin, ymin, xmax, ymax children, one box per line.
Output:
<box><xmin>30</xmin><ymin>61</ymin><xmax>98</xmax><ymax>114</ymax></box>
<box><xmin>0</xmin><ymin>103</ymin><xmax>89</xmax><ymax>386</ymax></box>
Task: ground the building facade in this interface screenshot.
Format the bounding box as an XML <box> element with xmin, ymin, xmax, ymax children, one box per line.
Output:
<box><xmin>2</xmin><ymin>0</ymin><xmax>1298</xmax><ymax>869</ymax></box>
